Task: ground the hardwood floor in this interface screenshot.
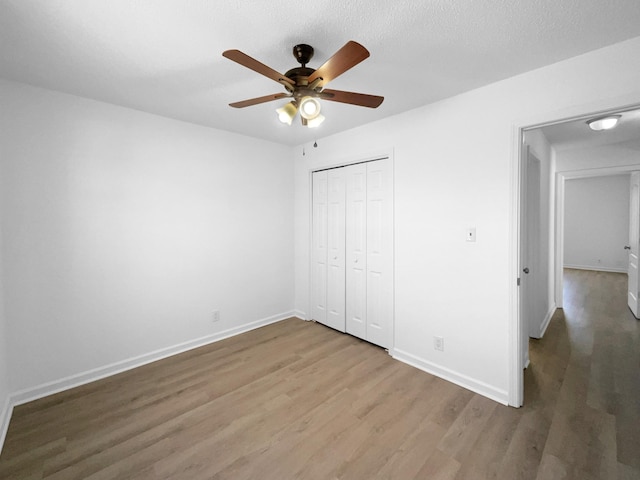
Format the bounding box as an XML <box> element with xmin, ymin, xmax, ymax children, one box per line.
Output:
<box><xmin>1</xmin><ymin>268</ymin><xmax>639</xmax><ymax>479</ymax></box>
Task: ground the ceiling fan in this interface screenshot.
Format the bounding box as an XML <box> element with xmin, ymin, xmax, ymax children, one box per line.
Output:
<box><xmin>222</xmin><ymin>41</ymin><xmax>384</xmax><ymax>128</ymax></box>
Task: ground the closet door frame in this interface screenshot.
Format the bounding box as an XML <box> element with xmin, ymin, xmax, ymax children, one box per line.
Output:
<box><xmin>308</xmin><ymin>151</ymin><xmax>395</xmax><ymax>352</ymax></box>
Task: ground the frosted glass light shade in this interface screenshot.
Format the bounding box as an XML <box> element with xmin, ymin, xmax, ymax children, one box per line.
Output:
<box><xmin>587</xmin><ymin>115</ymin><xmax>621</xmax><ymax>131</ymax></box>
<box><xmin>306</xmin><ymin>114</ymin><xmax>325</xmax><ymax>128</ymax></box>
<box><xmin>276</xmin><ymin>102</ymin><xmax>297</xmax><ymax>125</ymax></box>
<box><xmin>299</xmin><ymin>97</ymin><xmax>321</xmax><ymax>120</ymax></box>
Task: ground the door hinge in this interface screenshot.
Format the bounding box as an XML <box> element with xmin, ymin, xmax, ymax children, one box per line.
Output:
<box><xmin>517</xmin><ymin>277</ymin><xmax>521</xmax><ymax>286</ymax></box>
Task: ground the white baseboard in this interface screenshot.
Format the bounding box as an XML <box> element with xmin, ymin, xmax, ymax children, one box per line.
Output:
<box><xmin>9</xmin><ymin>311</ymin><xmax>296</xmax><ymax>409</ymax></box>
<box><xmin>0</xmin><ymin>396</ymin><xmax>12</xmax><ymax>456</ymax></box>
<box><xmin>538</xmin><ymin>304</ymin><xmax>557</xmax><ymax>338</ymax></box>
<box><xmin>564</xmin><ymin>264</ymin><xmax>627</xmax><ymax>274</ymax></box>
<box><xmin>392</xmin><ymin>349</ymin><xmax>509</xmax><ymax>406</ymax></box>
<box><xmin>293</xmin><ymin>310</ymin><xmax>307</xmax><ymax>320</ymax></box>
<box><xmin>1</xmin><ymin>311</ymin><xmax>296</xmax><ymax>454</ymax></box>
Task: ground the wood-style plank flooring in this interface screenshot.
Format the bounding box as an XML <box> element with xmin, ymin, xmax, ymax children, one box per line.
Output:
<box><xmin>1</xmin><ymin>268</ymin><xmax>639</xmax><ymax>479</ymax></box>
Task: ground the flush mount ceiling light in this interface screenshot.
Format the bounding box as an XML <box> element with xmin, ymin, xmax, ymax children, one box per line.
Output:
<box><xmin>587</xmin><ymin>115</ymin><xmax>621</xmax><ymax>131</ymax></box>
<box><xmin>222</xmin><ymin>41</ymin><xmax>384</xmax><ymax>129</ymax></box>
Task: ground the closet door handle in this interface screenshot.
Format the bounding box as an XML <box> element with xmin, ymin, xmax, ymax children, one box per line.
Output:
<box><xmin>624</xmin><ymin>245</ymin><xmax>631</xmax><ymax>250</ymax></box>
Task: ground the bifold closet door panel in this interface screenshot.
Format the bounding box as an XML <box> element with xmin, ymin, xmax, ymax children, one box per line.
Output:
<box><xmin>311</xmin><ymin>170</ymin><xmax>328</xmax><ymax>324</ymax></box>
<box><xmin>345</xmin><ymin>163</ymin><xmax>368</xmax><ymax>339</ymax></box>
<box><xmin>326</xmin><ymin>168</ymin><xmax>346</xmax><ymax>332</ymax></box>
<box><xmin>313</xmin><ymin>158</ymin><xmax>393</xmax><ymax>347</ymax></box>
<box><xmin>366</xmin><ymin>158</ymin><xmax>393</xmax><ymax>349</ymax></box>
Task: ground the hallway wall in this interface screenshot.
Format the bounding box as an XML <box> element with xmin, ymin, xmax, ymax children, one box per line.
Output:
<box><xmin>564</xmin><ymin>175</ymin><xmax>630</xmax><ymax>272</ymax></box>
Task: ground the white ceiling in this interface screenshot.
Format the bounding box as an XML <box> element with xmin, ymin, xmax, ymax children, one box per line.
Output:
<box><xmin>2</xmin><ymin>0</ymin><xmax>640</xmax><ymax>146</ymax></box>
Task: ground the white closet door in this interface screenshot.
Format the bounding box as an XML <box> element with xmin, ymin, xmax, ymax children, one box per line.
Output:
<box><xmin>326</xmin><ymin>168</ymin><xmax>346</xmax><ymax>331</ymax></box>
<box><xmin>311</xmin><ymin>170</ymin><xmax>328</xmax><ymax>324</ymax></box>
<box><xmin>366</xmin><ymin>158</ymin><xmax>393</xmax><ymax>348</ymax></box>
<box><xmin>313</xmin><ymin>159</ymin><xmax>393</xmax><ymax>348</ymax></box>
<box><xmin>346</xmin><ymin>163</ymin><xmax>368</xmax><ymax>339</ymax></box>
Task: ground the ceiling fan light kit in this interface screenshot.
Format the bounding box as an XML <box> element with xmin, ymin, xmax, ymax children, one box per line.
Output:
<box><xmin>222</xmin><ymin>41</ymin><xmax>384</xmax><ymax>129</ymax></box>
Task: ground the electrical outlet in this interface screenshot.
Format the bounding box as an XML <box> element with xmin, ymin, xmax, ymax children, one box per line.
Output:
<box><xmin>212</xmin><ymin>310</ymin><xmax>220</xmax><ymax>323</ymax></box>
<box><xmin>434</xmin><ymin>336</ymin><xmax>444</xmax><ymax>351</ymax></box>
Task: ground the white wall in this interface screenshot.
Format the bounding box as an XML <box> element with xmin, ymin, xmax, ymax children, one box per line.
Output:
<box><xmin>564</xmin><ymin>175</ymin><xmax>630</xmax><ymax>272</ymax></box>
<box><xmin>556</xmin><ymin>141</ymin><xmax>640</xmax><ymax>173</ymax></box>
<box><xmin>0</xmin><ymin>79</ymin><xmax>294</xmax><ymax>398</ymax></box>
<box><xmin>294</xmin><ymin>36</ymin><xmax>640</xmax><ymax>404</ymax></box>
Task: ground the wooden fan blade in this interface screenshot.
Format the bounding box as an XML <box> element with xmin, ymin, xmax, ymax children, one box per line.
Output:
<box><xmin>307</xmin><ymin>41</ymin><xmax>370</xmax><ymax>87</ymax></box>
<box><xmin>223</xmin><ymin>49</ymin><xmax>295</xmax><ymax>87</ymax></box>
<box><xmin>229</xmin><ymin>93</ymin><xmax>290</xmax><ymax>108</ymax></box>
<box><xmin>319</xmin><ymin>89</ymin><xmax>384</xmax><ymax>108</ymax></box>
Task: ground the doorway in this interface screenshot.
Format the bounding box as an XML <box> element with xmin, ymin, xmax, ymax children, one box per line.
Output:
<box><xmin>556</xmin><ymin>169</ymin><xmax>637</xmax><ymax>305</ymax></box>
<box><xmin>513</xmin><ymin>104</ymin><xmax>640</xmax><ymax>407</ymax></box>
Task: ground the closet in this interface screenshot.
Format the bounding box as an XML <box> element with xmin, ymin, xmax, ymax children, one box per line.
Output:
<box><xmin>311</xmin><ymin>158</ymin><xmax>393</xmax><ymax>348</ymax></box>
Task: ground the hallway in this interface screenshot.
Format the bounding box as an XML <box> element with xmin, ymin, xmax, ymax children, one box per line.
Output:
<box><xmin>528</xmin><ymin>268</ymin><xmax>640</xmax><ymax>479</ymax></box>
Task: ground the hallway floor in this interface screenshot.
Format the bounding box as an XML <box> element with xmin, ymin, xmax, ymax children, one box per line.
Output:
<box><xmin>527</xmin><ymin>268</ymin><xmax>640</xmax><ymax>479</ymax></box>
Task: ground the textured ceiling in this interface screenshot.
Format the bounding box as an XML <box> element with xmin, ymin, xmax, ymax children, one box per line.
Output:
<box><xmin>2</xmin><ymin>0</ymin><xmax>640</xmax><ymax>146</ymax></box>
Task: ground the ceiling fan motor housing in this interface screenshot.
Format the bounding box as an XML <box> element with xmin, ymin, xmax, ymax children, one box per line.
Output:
<box><xmin>285</xmin><ymin>44</ymin><xmax>317</xmax><ymax>92</ymax></box>
<box><xmin>293</xmin><ymin>44</ymin><xmax>314</xmax><ymax>66</ymax></box>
